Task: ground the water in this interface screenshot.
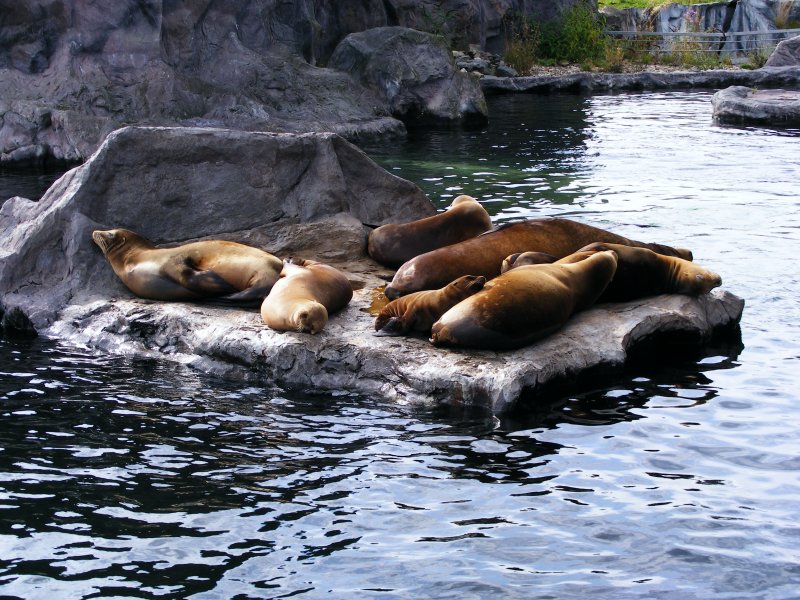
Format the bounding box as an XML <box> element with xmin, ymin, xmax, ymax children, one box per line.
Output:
<box><xmin>2</xmin><ymin>91</ymin><xmax>799</xmax><ymax>598</ymax></box>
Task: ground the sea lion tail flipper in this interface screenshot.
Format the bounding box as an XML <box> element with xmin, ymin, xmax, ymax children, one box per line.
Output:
<box><xmin>374</xmin><ymin>316</ymin><xmax>407</xmax><ymax>336</ymax></box>
<box><xmin>180</xmin><ymin>268</ymin><xmax>239</xmax><ymax>296</ymax></box>
<box><xmin>216</xmin><ymin>286</ymin><xmax>271</xmax><ymax>305</ymax></box>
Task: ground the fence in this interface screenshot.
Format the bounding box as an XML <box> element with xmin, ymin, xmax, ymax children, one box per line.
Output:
<box><xmin>605</xmin><ymin>28</ymin><xmax>800</xmax><ymax>58</ymax></box>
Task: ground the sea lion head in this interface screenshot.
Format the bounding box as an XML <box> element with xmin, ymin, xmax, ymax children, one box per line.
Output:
<box><xmin>92</xmin><ymin>228</ymin><xmax>152</xmax><ymax>256</ymax></box>
<box><xmin>672</xmin><ymin>263</ymin><xmax>722</xmax><ymax>295</ymax></box>
<box><xmin>449</xmin><ymin>274</ymin><xmax>487</xmax><ymax>294</ymax></box>
<box><xmin>291</xmin><ymin>301</ymin><xmax>328</xmax><ymax>334</ymax></box>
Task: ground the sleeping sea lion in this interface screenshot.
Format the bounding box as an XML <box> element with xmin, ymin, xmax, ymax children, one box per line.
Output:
<box><xmin>548</xmin><ymin>242</ymin><xmax>722</xmax><ymax>301</ymax></box>
<box><xmin>385</xmin><ymin>218</ymin><xmax>692</xmax><ymax>299</ymax></box>
<box><xmin>260</xmin><ymin>258</ymin><xmax>353</xmax><ymax>334</ymax></box>
<box><xmin>429</xmin><ymin>250</ymin><xmax>619</xmax><ymax>350</ymax></box>
<box><xmin>92</xmin><ymin>228</ymin><xmax>283</xmax><ymax>303</ymax></box>
<box><xmin>368</xmin><ymin>195</ymin><xmax>492</xmax><ymax>267</ymax></box>
<box><xmin>374</xmin><ymin>275</ymin><xmax>486</xmax><ymax>336</ymax></box>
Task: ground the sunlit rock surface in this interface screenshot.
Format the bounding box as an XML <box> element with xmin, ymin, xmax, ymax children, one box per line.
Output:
<box><xmin>712</xmin><ymin>85</ymin><xmax>800</xmax><ymax>125</ymax></box>
<box><xmin>0</xmin><ymin>126</ymin><xmax>744</xmax><ymax>413</ymax></box>
<box><xmin>765</xmin><ymin>34</ymin><xmax>800</xmax><ymax>67</ymax></box>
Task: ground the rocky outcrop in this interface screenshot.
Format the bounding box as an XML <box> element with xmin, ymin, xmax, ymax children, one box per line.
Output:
<box><xmin>0</xmin><ymin>126</ymin><xmax>743</xmax><ymax>413</ymax></box>
<box><xmin>0</xmin><ymin>126</ymin><xmax>433</xmax><ymax>328</ymax></box>
<box><xmin>49</xmin><ymin>289</ymin><xmax>743</xmax><ymax>414</ymax></box>
<box><xmin>712</xmin><ymin>85</ymin><xmax>800</xmax><ymax>124</ymax></box>
<box><xmin>329</xmin><ymin>27</ymin><xmax>488</xmax><ymax>127</ymax></box>
<box><xmin>765</xmin><ymin>33</ymin><xmax>800</xmax><ymax>65</ymax></box>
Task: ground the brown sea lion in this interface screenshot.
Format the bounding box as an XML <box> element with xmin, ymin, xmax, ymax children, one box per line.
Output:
<box><xmin>550</xmin><ymin>242</ymin><xmax>721</xmax><ymax>301</ymax></box>
<box><xmin>385</xmin><ymin>218</ymin><xmax>692</xmax><ymax>299</ymax></box>
<box><xmin>92</xmin><ymin>228</ymin><xmax>283</xmax><ymax>303</ymax></box>
<box><xmin>260</xmin><ymin>258</ymin><xmax>353</xmax><ymax>334</ymax></box>
<box><xmin>374</xmin><ymin>275</ymin><xmax>486</xmax><ymax>336</ymax></box>
<box><xmin>430</xmin><ymin>250</ymin><xmax>619</xmax><ymax>350</ymax></box>
<box><xmin>368</xmin><ymin>195</ymin><xmax>492</xmax><ymax>267</ymax></box>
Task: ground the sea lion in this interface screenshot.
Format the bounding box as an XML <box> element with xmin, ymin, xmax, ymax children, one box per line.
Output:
<box><xmin>430</xmin><ymin>250</ymin><xmax>619</xmax><ymax>350</ymax></box>
<box><xmin>260</xmin><ymin>258</ymin><xmax>353</xmax><ymax>334</ymax></box>
<box><xmin>374</xmin><ymin>275</ymin><xmax>486</xmax><ymax>336</ymax></box>
<box><xmin>547</xmin><ymin>242</ymin><xmax>722</xmax><ymax>301</ymax></box>
<box><xmin>368</xmin><ymin>195</ymin><xmax>492</xmax><ymax>267</ymax></box>
<box><xmin>92</xmin><ymin>228</ymin><xmax>283</xmax><ymax>303</ymax></box>
<box><xmin>385</xmin><ymin>217</ymin><xmax>693</xmax><ymax>299</ymax></box>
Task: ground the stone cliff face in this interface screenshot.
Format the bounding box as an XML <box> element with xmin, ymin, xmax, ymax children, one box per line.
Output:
<box><xmin>0</xmin><ymin>0</ymin><xmax>591</xmax><ymax>166</ymax></box>
<box><xmin>601</xmin><ymin>0</ymin><xmax>800</xmax><ymax>52</ymax></box>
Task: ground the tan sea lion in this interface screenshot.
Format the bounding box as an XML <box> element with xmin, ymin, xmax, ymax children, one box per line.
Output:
<box><xmin>92</xmin><ymin>228</ymin><xmax>283</xmax><ymax>303</ymax></box>
<box><xmin>385</xmin><ymin>218</ymin><xmax>692</xmax><ymax>299</ymax></box>
<box><xmin>260</xmin><ymin>258</ymin><xmax>353</xmax><ymax>334</ymax></box>
<box><xmin>374</xmin><ymin>275</ymin><xmax>486</xmax><ymax>336</ymax></box>
<box><xmin>430</xmin><ymin>250</ymin><xmax>619</xmax><ymax>350</ymax></box>
<box><xmin>550</xmin><ymin>242</ymin><xmax>721</xmax><ymax>301</ymax></box>
<box><xmin>368</xmin><ymin>195</ymin><xmax>492</xmax><ymax>267</ymax></box>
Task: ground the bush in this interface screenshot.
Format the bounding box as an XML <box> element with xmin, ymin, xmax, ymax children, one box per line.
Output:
<box><xmin>503</xmin><ymin>2</ymin><xmax>610</xmax><ymax>71</ymax></box>
<box><xmin>542</xmin><ymin>2</ymin><xmax>609</xmax><ymax>64</ymax></box>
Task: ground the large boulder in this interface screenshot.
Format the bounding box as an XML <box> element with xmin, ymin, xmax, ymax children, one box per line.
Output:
<box><xmin>765</xmin><ymin>34</ymin><xmax>800</xmax><ymax>66</ymax></box>
<box><xmin>0</xmin><ymin>126</ymin><xmax>434</xmax><ymax>328</ymax></box>
<box><xmin>329</xmin><ymin>27</ymin><xmax>488</xmax><ymax>127</ymax></box>
<box><xmin>712</xmin><ymin>85</ymin><xmax>800</xmax><ymax>125</ymax></box>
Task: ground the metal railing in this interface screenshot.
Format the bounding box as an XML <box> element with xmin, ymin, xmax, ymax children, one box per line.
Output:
<box><xmin>605</xmin><ymin>28</ymin><xmax>800</xmax><ymax>56</ymax></box>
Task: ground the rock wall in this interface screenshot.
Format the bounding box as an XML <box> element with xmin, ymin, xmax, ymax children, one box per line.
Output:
<box><xmin>601</xmin><ymin>0</ymin><xmax>800</xmax><ymax>53</ymax></box>
<box><xmin>0</xmin><ymin>0</ymin><xmax>593</xmax><ymax>167</ymax></box>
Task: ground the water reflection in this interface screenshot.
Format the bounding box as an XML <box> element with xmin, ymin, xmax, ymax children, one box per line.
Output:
<box><xmin>2</xmin><ymin>90</ymin><xmax>800</xmax><ymax>598</ymax></box>
<box><xmin>361</xmin><ymin>94</ymin><xmax>595</xmax><ymax>216</ymax></box>
<box><xmin>0</xmin><ymin>165</ymin><xmax>67</xmax><ymax>203</ymax></box>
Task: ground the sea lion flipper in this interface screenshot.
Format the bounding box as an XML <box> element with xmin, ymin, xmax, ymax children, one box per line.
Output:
<box><xmin>215</xmin><ymin>286</ymin><xmax>271</xmax><ymax>305</ymax></box>
<box><xmin>176</xmin><ymin>267</ymin><xmax>239</xmax><ymax>296</ymax></box>
<box><xmin>374</xmin><ymin>316</ymin><xmax>408</xmax><ymax>336</ymax></box>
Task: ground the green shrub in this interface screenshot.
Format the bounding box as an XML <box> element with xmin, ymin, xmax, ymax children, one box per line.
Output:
<box><xmin>503</xmin><ymin>15</ymin><xmax>541</xmax><ymax>74</ymax></box>
<box><xmin>536</xmin><ymin>2</ymin><xmax>608</xmax><ymax>64</ymax></box>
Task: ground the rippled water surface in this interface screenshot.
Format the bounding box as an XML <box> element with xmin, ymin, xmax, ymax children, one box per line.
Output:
<box><xmin>2</xmin><ymin>91</ymin><xmax>800</xmax><ymax>598</ymax></box>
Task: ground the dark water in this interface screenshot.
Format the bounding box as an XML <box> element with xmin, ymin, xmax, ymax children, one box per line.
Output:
<box><xmin>2</xmin><ymin>92</ymin><xmax>799</xmax><ymax>598</ymax></box>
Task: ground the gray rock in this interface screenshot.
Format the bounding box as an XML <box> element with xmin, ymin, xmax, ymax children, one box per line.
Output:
<box><xmin>46</xmin><ymin>289</ymin><xmax>742</xmax><ymax>414</ymax></box>
<box><xmin>0</xmin><ymin>300</ymin><xmax>37</xmax><ymax>339</ymax></box>
<box><xmin>712</xmin><ymin>85</ymin><xmax>800</xmax><ymax>124</ymax></box>
<box><xmin>481</xmin><ymin>66</ymin><xmax>800</xmax><ymax>94</ymax></box>
<box><xmin>0</xmin><ymin>126</ymin><xmax>434</xmax><ymax>328</ymax></box>
<box><xmin>329</xmin><ymin>27</ymin><xmax>488</xmax><ymax>127</ymax></box>
<box><xmin>0</xmin><ymin>125</ymin><xmax>743</xmax><ymax>414</ymax></box>
<box><xmin>495</xmin><ymin>62</ymin><xmax>519</xmax><ymax>78</ymax></box>
<box><xmin>766</xmin><ymin>34</ymin><xmax>800</xmax><ymax>66</ymax></box>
